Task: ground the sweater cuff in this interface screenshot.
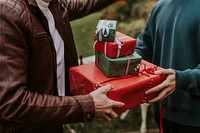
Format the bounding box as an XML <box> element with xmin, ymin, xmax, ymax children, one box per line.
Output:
<box><xmin>176</xmin><ymin>70</ymin><xmax>187</xmax><ymax>90</ymax></box>
<box><xmin>73</xmin><ymin>94</ymin><xmax>95</xmax><ymax>122</ymax></box>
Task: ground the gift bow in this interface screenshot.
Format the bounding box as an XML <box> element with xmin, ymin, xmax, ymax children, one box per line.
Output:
<box><xmin>115</xmin><ymin>38</ymin><xmax>122</xmax><ymax>58</ymax></box>
<box><xmin>115</xmin><ymin>36</ymin><xmax>131</xmax><ymax>57</ymax></box>
<box><xmin>95</xmin><ymin>20</ymin><xmax>113</xmax><ymax>40</ymax></box>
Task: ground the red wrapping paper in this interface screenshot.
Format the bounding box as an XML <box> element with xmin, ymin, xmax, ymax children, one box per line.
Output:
<box><xmin>94</xmin><ymin>31</ymin><xmax>136</xmax><ymax>58</ymax></box>
<box><xmin>69</xmin><ymin>60</ymin><xmax>165</xmax><ymax>113</ymax></box>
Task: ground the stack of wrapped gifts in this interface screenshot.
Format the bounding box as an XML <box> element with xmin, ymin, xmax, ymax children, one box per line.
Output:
<box><xmin>70</xmin><ymin>20</ymin><xmax>165</xmax><ymax>113</ymax></box>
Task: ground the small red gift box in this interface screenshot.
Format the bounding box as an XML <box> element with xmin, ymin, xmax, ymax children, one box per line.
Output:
<box><xmin>94</xmin><ymin>31</ymin><xmax>136</xmax><ymax>58</ymax></box>
<box><xmin>69</xmin><ymin>60</ymin><xmax>165</xmax><ymax>113</ymax></box>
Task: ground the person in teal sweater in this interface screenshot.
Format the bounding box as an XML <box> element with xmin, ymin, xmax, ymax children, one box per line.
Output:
<box><xmin>135</xmin><ymin>0</ymin><xmax>200</xmax><ymax>133</ymax></box>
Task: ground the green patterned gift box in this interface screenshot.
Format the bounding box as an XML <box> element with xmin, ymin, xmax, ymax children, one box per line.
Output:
<box><xmin>95</xmin><ymin>51</ymin><xmax>142</xmax><ymax>77</ymax></box>
<box><xmin>95</xmin><ymin>20</ymin><xmax>117</xmax><ymax>42</ymax></box>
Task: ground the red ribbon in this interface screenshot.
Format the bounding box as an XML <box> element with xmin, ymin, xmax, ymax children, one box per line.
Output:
<box><xmin>139</xmin><ymin>63</ymin><xmax>158</xmax><ymax>75</ymax></box>
<box><xmin>160</xmin><ymin>101</ymin><xmax>164</xmax><ymax>133</ymax></box>
<box><xmin>139</xmin><ymin>63</ymin><xmax>164</xmax><ymax>133</ymax></box>
<box><xmin>125</xmin><ymin>56</ymin><xmax>131</xmax><ymax>75</ymax></box>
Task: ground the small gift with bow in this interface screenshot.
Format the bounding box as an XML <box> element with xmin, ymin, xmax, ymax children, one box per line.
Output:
<box><xmin>94</xmin><ymin>31</ymin><xmax>136</xmax><ymax>58</ymax></box>
<box><xmin>95</xmin><ymin>20</ymin><xmax>117</xmax><ymax>42</ymax></box>
<box><xmin>95</xmin><ymin>51</ymin><xmax>142</xmax><ymax>77</ymax></box>
<box><xmin>69</xmin><ymin>59</ymin><xmax>166</xmax><ymax>113</ymax></box>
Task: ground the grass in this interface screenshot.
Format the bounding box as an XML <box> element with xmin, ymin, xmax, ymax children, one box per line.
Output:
<box><xmin>71</xmin><ymin>11</ymin><xmax>103</xmax><ymax>58</ymax></box>
<box><xmin>64</xmin><ymin>106</ymin><xmax>158</xmax><ymax>133</ymax></box>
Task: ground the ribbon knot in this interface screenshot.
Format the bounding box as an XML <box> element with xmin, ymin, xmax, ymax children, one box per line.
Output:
<box><xmin>138</xmin><ymin>63</ymin><xmax>158</xmax><ymax>75</ymax></box>
<box><xmin>95</xmin><ymin>20</ymin><xmax>112</xmax><ymax>41</ymax></box>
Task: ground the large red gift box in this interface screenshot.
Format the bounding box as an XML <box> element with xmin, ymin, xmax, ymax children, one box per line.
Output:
<box><xmin>94</xmin><ymin>31</ymin><xmax>136</xmax><ymax>58</ymax></box>
<box><xmin>69</xmin><ymin>60</ymin><xmax>165</xmax><ymax>113</ymax></box>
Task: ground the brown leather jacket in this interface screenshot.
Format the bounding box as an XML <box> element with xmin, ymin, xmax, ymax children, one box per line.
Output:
<box><xmin>0</xmin><ymin>0</ymin><xmax>116</xmax><ymax>132</ymax></box>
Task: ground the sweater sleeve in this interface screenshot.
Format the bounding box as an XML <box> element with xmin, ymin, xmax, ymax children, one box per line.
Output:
<box><xmin>176</xmin><ymin>65</ymin><xmax>200</xmax><ymax>96</ymax></box>
<box><xmin>135</xmin><ymin>14</ymin><xmax>153</xmax><ymax>62</ymax></box>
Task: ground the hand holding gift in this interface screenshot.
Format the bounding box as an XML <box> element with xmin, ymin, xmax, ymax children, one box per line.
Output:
<box><xmin>145</xmin><ymin>69</ymin><xmax>176</xmax><ymax>103</ymax></box>
<box><xmin>90</xmin><ymin>84</ymin><xmax>125</xmax><ymax>122</ymax></box>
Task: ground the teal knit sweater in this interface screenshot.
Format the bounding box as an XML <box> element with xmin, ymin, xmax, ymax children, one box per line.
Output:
<box><xmin>135</xmin><ymin>0</ymin><xmax>200</xmax><ymax>127</ymax></box>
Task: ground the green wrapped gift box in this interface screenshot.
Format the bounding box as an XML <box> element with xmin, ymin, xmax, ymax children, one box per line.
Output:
<box><xmin>95</xmin><ymin>51</ymin><xmax>142</xmax><ymax>77</ymax></box>
<box><xmin>95</xmin><ymin>20</ymin><xmax>117</xmax><ymax>42</ymax></box>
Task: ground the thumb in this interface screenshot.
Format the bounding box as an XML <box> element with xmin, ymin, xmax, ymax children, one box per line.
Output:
<box><xmin>98</xmin><ymin>84</ymin><xmax>114</xmax><ymax>94</ymax></box>
<box><xmin>154</xmin><ymin>69</ymin><xmax>175</xmax><ymax>75</ymax></box>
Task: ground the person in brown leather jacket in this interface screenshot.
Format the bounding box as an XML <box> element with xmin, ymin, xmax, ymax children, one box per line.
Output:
<box><xmin>0</xmin><ymin>0</ymin><xmax>125</xmax><ymax>133</ymax></box>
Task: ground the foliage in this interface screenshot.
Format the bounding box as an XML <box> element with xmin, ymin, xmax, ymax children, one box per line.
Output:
<box><xmin>125</xmin><ymin>0</ymin><xmax>139</xmax><ymax>8</ymax></box>
<box><xmin>101</xmin><ymin>0</ymin><xmax>139</xmax><ymax>20</ymax></box>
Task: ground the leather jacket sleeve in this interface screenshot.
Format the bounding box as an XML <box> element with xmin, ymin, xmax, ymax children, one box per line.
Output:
<box><xmin>66</xmin><ymin>0</ymin><xmax>117</xmax><ymax>20</ymax></box>
<box><xmin>0</xmin><ymin>1</ymin><xmax>94</xmax><ymax>126</ymax></box>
